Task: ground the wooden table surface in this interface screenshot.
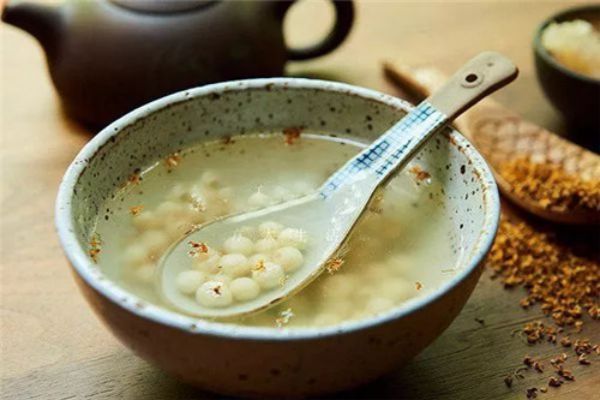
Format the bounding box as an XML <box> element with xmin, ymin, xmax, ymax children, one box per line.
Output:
<box><xmin>1</xmin><ymin>1</ymin><xmax>598</xmax><ymax>399</ymax></box>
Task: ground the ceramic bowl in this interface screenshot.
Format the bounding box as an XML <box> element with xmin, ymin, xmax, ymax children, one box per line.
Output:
<box><xmin>56</xmin><ymin>78</ymin><xmax>500</xmax><ymax>398</ymax></box>
<box><xmin>533</xmin><ymin>5</ymin><xmax>600</xmax><ymax>140</ymax></box>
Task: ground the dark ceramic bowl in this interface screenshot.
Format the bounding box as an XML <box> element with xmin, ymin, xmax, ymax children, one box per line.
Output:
<box><xmin>533</xmin><ymin>5</ymin><xmax>600</xmax><ymax>138</ymax></box>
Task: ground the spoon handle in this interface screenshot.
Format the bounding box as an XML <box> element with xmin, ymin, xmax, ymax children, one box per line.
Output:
<box><xmin>320</xmin><ymin>51</ymin><xmax>518</xmax><ymax>197</ymax></box>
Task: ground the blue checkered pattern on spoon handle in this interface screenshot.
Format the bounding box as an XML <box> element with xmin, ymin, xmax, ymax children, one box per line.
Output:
<box><xmin>320</xmin><ymin>101</ymin><xmax>447</xmax><ymax>198</ymax></box>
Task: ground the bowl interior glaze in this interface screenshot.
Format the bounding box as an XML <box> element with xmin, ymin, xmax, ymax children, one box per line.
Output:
<box><xmin>56</xmin><ymin>78</ymin><xmax>499</xmax><ymax>339</ymax></box>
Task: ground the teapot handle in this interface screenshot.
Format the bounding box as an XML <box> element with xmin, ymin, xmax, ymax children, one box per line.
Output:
<box><xmin>285</xmin><ymin>0</ymin><xmax>354</xmax><ymax>61</ymax></box>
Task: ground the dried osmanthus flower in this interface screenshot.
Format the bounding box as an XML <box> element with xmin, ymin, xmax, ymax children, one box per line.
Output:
<box><xmin>578</xmin><ymin>354</ymin><xmax>591</xmax><ymax>365</ymax></box>
<box><xmin>488</xmin><ymin>216</ymin><xmax>599</xmax><ymax>329</ymax></box>
<box><xmin>283</xmin><ymin>127</ymin><xmax>302</xmax><ymax>145</ymax></box>
<box><xmin>127</xmin><ymin>168</ymin><xmax>142</xmax><ymax>185</ymax></box>
<box><xmin>574</xmin><ymin>339</ymin><xmax>593</xmax><ymax>355</ymax></box>
<box><xmin>523</xmin><ymin>355</ymin><xmax>545</xmax><ymax>372</ymax></box>
<box><xmin>88</xmin><ymin>233</ymin><xmax>102</xmax><ymax>262</ymax></box>
<box><xmin>556</xmin><ymin>365</ymin><xmax>575</xmax><ymax>381</ymax></box>
<box><xmin>560</xmin><ymin>336</ymin><xmax>572</xmax><ymax>347</ymax></box>
<box><xmin>275</xmin><ymin>308</ymin><xmax>294</xmax><ymax>328</ymax></box>
<box><xmin>188</xmin><ymin>240</ymin><xmax>208</xmax><ymax>257</ymax></box>
<box><xmin>548</xmin><ymin>377</ymin><xmax>562</xmax><ymax>388</ymax></box>
<box><xmin>489</xmin><ymin>214</ymin><xmax>598</xmax><ymax>398</ymax></box>
<box><xmin>526</xmin><ymin>387</ymin><xmax>538</xmax><ymax>399</ymax></box>
<box><xmin>129</xmin><ymin>205</ymin><xmax>144</xmax><ymax>216</ymax></box>
<box><xmin>325</xmin><ymin>257</ymin><xmax>344</xmax><ymax>275</ymax></box>
<box><xmin>498</xmin><ymin>157</ymin><xmax>600</xmax><ymax>213</ymax></box>
<box><xmin>164</xmin><ymin>151</ymin><xmax>181</xmax><ymax>170</ymax></box>
<box><xmin>408</xmin><ymin>165</ymin><xmax>431</xmax><ymax>183</ymax></box>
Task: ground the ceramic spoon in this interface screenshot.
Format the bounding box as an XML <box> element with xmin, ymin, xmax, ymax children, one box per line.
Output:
<box><xmin>158</xmin><ymin>52</ymin><xmax>518</xmax><ymax>319</ymax></box>
<box><xmin>382</xmin><ymin>61</ymin><xmax>600</xmax><ymax>224</ymax></box>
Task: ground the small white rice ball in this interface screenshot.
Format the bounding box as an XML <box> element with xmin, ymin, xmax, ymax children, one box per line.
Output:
<box><xmin>186</xmin><ymin>186</ymin><xmax>208</xmax><ymax>209</ymax></box>
<box><xmin>237</xmin><ymin>225</ymin><xmax>258</xmax><ymax>240</ymax></box>
<box><xmin>191</xmin><ymin>245</ymin><xmax>219</xmax><ymax>262</ymax></box>
<box><xmin>254</xmin><ymin>237</ymin><xmax>279</xmax><ymax>253</ymax></box>
<box><xmin>252</xmin><ymin>262</ymin><xmax>285</xmax><ymax>289</ymax></box>
<box><xmin>195</xmin><ymin>281</ymin><xmax>233</xmax><ymax>307</ymax></box>
<box><xmin>258</xmin><ymin>221</ymin><xmax>284</xmax><ymax>238</ymax></box>
<box><xmin>230</xmin><ymin>277</ymin><xmax>261</xmax><ymax>301</ymax></box>
<box><xmin>167</xmin><ymin>183</ymin><xmax>188</xmax><ymax>201</ymax></box>
<box><xmin>175</xmin><ymin>270</ymin><xmax>205</xmax><ymax>295</ymax></box>
<box><xmin>272</xmin><ymin>186</ymin><xmax>294</xmax><ymax>202</ymax></box>
<box><xmin>272</xmin><ymin>246</ymin><xmax>304</xmax><ymax>272</ymax></box>
<box><xmin>218</xmin><ymin>187</ymin><xmax>233</xmax><ymax>200</ymax></box>
<box><xmin>248</xmin><ymin>253</ymin><xmax>271</xmax><ymax>266</ymax></box>
<box><xmin>278</xmin><ymin>228</ymin><xmax>307</xmax><ymax>249</ymax></box>
<box><xmin>291</xmin><ymin>181</ymin><xmax>314</xmax><ymax>196</ymax></box>
<box><xmin>218</xmin><ymin>254</ymin><xmax>250</xmax><ymax>277</ymax></box>
<box><xmin>123</xmin><ymin>244</ymin><xmax>148</xmax><ymax>266</ymax></box>
<box><xmin>190</xmin><ymin>196</ymin><xmax>208</xmax><ymax>214</ymax></box>
<box><xmin>156</xmin><ymin>204</ymin><xmax>196</xmax><ymax>230</ymax></box>
<box><xmin>194</xmin><ymin>253</ymin><xmax>221</xmax><ymax>274</ymax></box>
<box><xmin>201</xmin><ymin>170</ymin><xmax>220</xmax><ymax>188</ymax></box>
<box><xmin>210</xmin><ymin>274</ymin><xmax>232</xmax><ymax>285</ymax></box>
<box><xmin>366</xmin><ymin>297</ymin><xmax>394</xmax><ymax>314</ymax></box>
<box><xmin>155</xmin><ymin>200</ymin><xmax>186</xmax><ymax>219</ymax></box>
<box><xmin>139</xmin><ymin>230</ymin><xmax>170</xmax><ymax>254</ymax></box>
<box><xmin>248</xmin><ymin>190</ymin><xmax>273</xmax><ymax>208</ymax></box>
<box><xmin>134</xmin><ymin>264</ymin><xmax>155</xmax><ymax>283</ymax></box>
<box><xmin>223</xmin><ymin>235</ymin><xmax>254</xmax><ymax>256</ymax></box>
<box><xmin>132</xmin><ymin>211</ymin><xmax>161</xmax><ymax>231</ymax></box>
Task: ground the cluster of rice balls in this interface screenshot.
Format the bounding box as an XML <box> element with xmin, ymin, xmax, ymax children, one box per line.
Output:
<box><xmin>123</xmin><ymin>172</ymin><xmax>234</xmax><ymax>283</ymax></box>
<box><xmin>122</xmin><ymin>168</ymin><xmax>315</xmax><ymax>286</ymax></box>
<box><xmin>175</xmin><ymin>221</ymin><xmax>308</xmax><ymax>308</ymax></box>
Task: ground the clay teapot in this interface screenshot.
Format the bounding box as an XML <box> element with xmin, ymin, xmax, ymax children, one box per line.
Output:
<box><xmin>2</xmin><ymin>0</ymin><xmax>354</xmax><ymax>128</ymax></box>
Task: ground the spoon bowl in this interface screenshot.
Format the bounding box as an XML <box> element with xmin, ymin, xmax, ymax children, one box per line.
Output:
<box><xmin>160</xmin><ymin>193</ymin><xmax>347</xmax><ymax>318</ymax></box>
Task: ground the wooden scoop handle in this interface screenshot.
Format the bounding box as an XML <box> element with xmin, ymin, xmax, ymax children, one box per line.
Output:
<box><xmin>428</xmin><ymin>52</ymin><xmax>518</xmax><ymax>120</ymax></box>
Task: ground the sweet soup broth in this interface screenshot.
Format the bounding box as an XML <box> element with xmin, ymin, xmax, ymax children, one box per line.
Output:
<box><xmin>94</xmin><ymin>133</ymin><xmax>458</xmax><ymax>328</ymax></box>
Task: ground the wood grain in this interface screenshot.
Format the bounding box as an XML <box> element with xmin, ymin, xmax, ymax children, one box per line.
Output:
<box><xmin>1</xmin><ymin>1</ymin><xmax>598</xmax><ymax>399</ymax></box>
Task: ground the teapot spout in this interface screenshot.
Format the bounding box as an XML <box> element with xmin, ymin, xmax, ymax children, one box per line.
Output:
<box><xmin>2</xmin><ymin>2</ymin><xmax>61</xmax><ymax>57</ymax></box>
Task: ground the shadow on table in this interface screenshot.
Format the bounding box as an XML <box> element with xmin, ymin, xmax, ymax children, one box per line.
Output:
<box><xmin>124</xmin><ymin>363</ymin><xmax>445</xmax><ymax>400</ymax></box>
<box><xmin>326</xmin><ymin>366</ymin><xmax>446</xmax><ymax>400</ymax></box>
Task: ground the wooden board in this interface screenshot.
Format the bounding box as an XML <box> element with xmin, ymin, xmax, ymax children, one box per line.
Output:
<box><xmin>1</xmin><ymin>1</ymin><xmax>598</xmax><ymax>399</ymax></box>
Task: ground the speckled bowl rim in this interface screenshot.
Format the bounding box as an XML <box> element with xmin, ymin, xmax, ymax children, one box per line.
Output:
<box><xmin>56</xmin><ymin>78</ymin><xmax>500</xmax><ymax>341</ymax></box>
<box><xmin>533</xmin><ymin>4</ymin><xmax>600</xmax><ymax>84</ymax></box>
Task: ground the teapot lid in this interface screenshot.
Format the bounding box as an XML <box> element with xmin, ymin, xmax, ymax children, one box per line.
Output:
<box><xmin>111</xmin><ymin>0</ymin><xmax>215</xmax><ymax>14</ymax></box>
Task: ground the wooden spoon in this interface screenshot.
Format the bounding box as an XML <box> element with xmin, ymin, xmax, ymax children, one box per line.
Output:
<box><xmin>382</xmin><ymin>62</ymin><xmax>600</xmax><ymax>225</ymax></box>
<box><xmin>157</xmin><ymin>52</ymin><xmax>517</xmax><ymax>319</ymax></box>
